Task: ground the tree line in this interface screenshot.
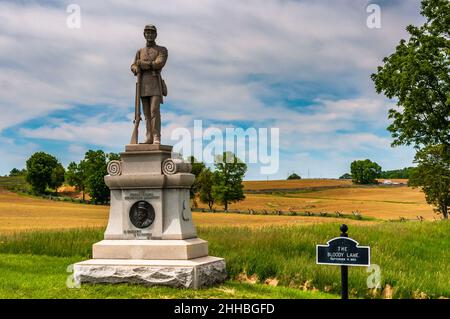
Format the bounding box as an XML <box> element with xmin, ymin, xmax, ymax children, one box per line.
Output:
<box><xmin>340</xmin><ymin>163</ymin><xmax>416</xmax><ymax>182</ymax></box>
<box><xmin>10</xmin><ymin>150</ymin><xmax>120</xmax><ymax>203</ymax></box>
<box><xmin>10</xmin><ymin>150</ymin><xmax>248</xmax><ymax>209</ymax></box>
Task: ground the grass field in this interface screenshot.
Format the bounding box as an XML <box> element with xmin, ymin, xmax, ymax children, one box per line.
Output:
<box><xmin>0</xmin><ymin>222</ymin><xmax>448</xmax><ymax>299</ymax></box>
<box><xmin>0</xmin><ymin>179</ymin><xmax>446</xmax><ymax>299</ymax></box>
<box><xmin>0</xmin><ymin>188</ymin><xmax>108</xmax><ymax>233</ymax></box>
<box><xmin>0</xmin><ymin>253</ymin><xmax>334</xmax><ymax>299</ymax></box>
<box><xmin>48</xmin><ymin>178</ymin><xmax>434</xmax><ymax>221</ymax></box>
<box><xmin>0</xmin><ymin>188</ymin><xmax>378</xmax><ymax>234</ymax></box>
<box><xmin>51</xmin><ymin>179</ymin><xmax>429</xmax><ymax>222</ymax></box>
<box><xmin>0</xmin><ymin>182</ymin><xmax>437</xmax><ymax>235</ymax></box>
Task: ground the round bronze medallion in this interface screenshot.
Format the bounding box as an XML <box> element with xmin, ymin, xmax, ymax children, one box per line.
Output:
<box><xmin>129</xmin><ymin>201</ymin><xmax>155</xmax><ymax>229</ymax></box>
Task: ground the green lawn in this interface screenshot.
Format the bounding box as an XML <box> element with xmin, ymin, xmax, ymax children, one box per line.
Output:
<box><xmin>0</xmin><ymin>221</ymin><xmax>448</xmax><ymax>299</ymax></box>
<box><xmin>0</xmin><ymin>254</ymin><xmax>333</xmax><ymax>299</ymax></box>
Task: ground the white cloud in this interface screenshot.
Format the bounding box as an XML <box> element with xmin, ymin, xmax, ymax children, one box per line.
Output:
<box><xmin>0</xmin><ymin>0</ymin><xmax>422</xmax><ymax>176</ymax></box>
<box><xmin>0</xmin><ymin>0</ymin><xmax>423</xmax><ymax>127</ymax></box>
<box><xmin>18</xmin><ymin>111</ymin><xmax>196</xmax><ymax>149</ymax></box>
<box><xmin>19</xmin><ymin>118</ymin><xmax>130</xmax><ymax>148</ymax></box>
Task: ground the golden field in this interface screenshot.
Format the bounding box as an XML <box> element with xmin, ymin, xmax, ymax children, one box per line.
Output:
<box><xmin>0</xmin><ymin>188</ymin><xmax>107</xmax><ymax>233</ymax></box>
<box><xmin>242</xmin><ymin>178</ymin><xmax>408</xmax><ymax>190</ymax></box>
<box><xmin>0</xmin><ymin>188</ymin><xmax>373</xmax><ymax>234</ymax></box>
<box><xmin>202</xmin><ymin>180</ymin><xmax>436</xmax><ymax>220</ymax></box>
<box><xmin>243</xmin><ymin>179</ymin><xmax>352</xmax><ymax>190</ymax></box>
<box><xmin>0</xmin><ymin>179</ymin><xmax>436</xmax><ymax>234</ymax></box>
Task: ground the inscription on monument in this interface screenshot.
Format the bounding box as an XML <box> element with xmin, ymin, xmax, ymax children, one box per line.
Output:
<box><xmin>125</xmin><ymin>190</ymin><xmax>160</xmax><ymax>201</ymax></box>
<box><xmin>123</xmin><ymin>229</ymin><xmax>151</xmax><ymax>238</ymax></box>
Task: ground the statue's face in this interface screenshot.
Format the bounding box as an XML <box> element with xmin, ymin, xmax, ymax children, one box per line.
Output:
<box><xmin>137</xmin><ymin>208</ymin><xmax>147</xmax><ymax>222</ymax></box>
<box><xmin>144</xmin><ymin>29</ymin><xmax>157</xmax><ymax>42</ymax></box>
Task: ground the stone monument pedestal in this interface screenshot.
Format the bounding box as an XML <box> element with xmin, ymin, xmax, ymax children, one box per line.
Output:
<box><xmin>74</xmin><ymin>144</ymin><xmax>226</xmax><ymax>288</ymax></box>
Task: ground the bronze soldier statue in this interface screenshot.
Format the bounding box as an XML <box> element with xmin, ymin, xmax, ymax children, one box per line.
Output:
<box><xmin>130</xmin><ymin>24</ymin><xmax>168</xmax><ymax>144</ymax></box>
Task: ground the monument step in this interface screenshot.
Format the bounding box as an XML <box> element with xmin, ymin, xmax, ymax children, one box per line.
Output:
<box><xmin>74</xmin><ymin>256</ymin><xmax>227</xmax><ymax>289</ymax></box>
<box><xmin>92</xmin><ymin>238</ymin><xmax>208</xmax><ymax>260</ymax></box>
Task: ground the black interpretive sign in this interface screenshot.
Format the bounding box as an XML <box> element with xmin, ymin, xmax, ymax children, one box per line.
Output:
<box><xmin>316</xmin><ymin>237</ymin><xmax>370</xmax><ymax>267</ymax></box>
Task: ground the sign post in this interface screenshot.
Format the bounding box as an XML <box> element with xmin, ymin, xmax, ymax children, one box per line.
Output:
<box><xmin>316</xmin><ymin>224</ymin><xmax>370</xmax><ymax>299</ymax></box>
<box><xmin>340</xmin><ymin>224</ymin><xmax>349</xmax><ymax>299</ymax></box>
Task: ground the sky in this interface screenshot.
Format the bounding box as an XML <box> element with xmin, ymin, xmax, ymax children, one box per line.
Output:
<box><xmin>0</xmin><ymin>0</ymin><xmax>425</xmax><ymax>180</ymax></box>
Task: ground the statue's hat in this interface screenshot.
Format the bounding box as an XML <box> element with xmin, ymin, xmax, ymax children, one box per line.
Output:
<box><xmin>137</xmin><ymin>202</ymin><xmax>147</xmax><ymax>210</ymax></box>
<box><xmin>144</xmin><ymin>24</ymin><xmax>157</xmax><ymax>31</ymax></box>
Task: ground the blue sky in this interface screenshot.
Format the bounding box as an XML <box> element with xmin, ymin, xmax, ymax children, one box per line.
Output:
<box><xmin>0</xmin><ymin>0</ymin><xmax>424</xmax><ymax>180</ymax></box>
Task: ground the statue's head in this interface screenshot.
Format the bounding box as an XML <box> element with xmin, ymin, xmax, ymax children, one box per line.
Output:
<box><xmin>137</xmin><ymin>202</ymin><xmax>147</xmax><ymax>222</ymax></box>
<box><xmin>144</xmin><ymin>24</ymin><xmax>157</xmax><ymax>42</ymax></box>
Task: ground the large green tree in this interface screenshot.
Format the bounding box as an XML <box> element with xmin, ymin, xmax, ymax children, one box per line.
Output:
<box><xmin>371</xmin><ymin>0</ymin><xmax>449</xmax><ymax>148</ymax></box>
<box><xmin>198</xmin><ymin>167</ymin><xmax>215</xmax><ymax>210</ymax></box>
<box><xmin>187</xmin><ymin>156</ymin><xmax>206</xmax><ymax>205</ymax></box>
<box><xmin>25</xmin><ymin>152</ymin><xmax>64</xmax><ymax>194</ymax></box>
<box><xmin>65</xmin><ymin>160</ymin><xmax>88</xmax><ymax>201</ymax></box>
<box><xmin>372</xmin><ymin>0</ymin><xmax>449</xmax><ymax>220</ymax></box>
<box><xmin>83</xmin><ymin>150</ymin><xmax>119</xmax><ymax>203</ymax></box>
<box><xmin>350</xmin><ymin>159</ymin><xmax>382</xmax><ymax>185</ymax></box>
<box><xmin>49</xmin><ymin>163</ymin><xmax>65</xmax><ymax>194</ymax></box>
<box><xmin>409</xmin><ymin>144</ymin><xmax>449</xmax><ymax>219</ymax></box>
<box><xmin>212</xmin><ymin>152</ymin><xmax>247</xmax><ymax>211</ymax></box>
